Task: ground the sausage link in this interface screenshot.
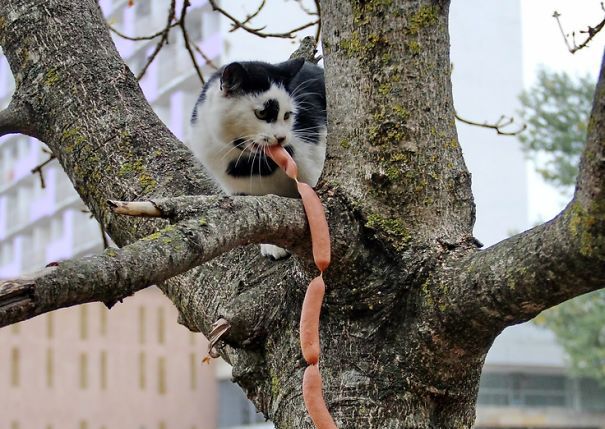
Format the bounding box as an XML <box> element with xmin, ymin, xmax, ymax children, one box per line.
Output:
<box><xmin>300</xmin><ymin>276</ymin><xmax>325</xmax><ymax>364</ymax></box>
<box><xmin>303</xmin><ymin>365</ymin><xmax>338</xmax><ymax>429</ymax></box>
<box><xmin>266</xmin><ymin>144</ymin><xmax>298</xmax><ymax>179</ymax></box>
<box><xmin>297</xmin><ymin>182</ymin><xmax>331</xmax><ymax>272</ymax></box>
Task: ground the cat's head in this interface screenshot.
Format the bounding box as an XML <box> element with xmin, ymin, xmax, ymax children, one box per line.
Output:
<box><xmin>215</xmin><ymin>59</ymin><xmax>305</xmax><ymax>154</ymax></box>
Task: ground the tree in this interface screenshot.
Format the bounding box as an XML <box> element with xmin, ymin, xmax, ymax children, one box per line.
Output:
<box><xmin>519</xmin><ymin>69</ymin><xmax>605</xmax><ymax>386</ymax></box>
<box><xmin>519</xmin><ymin>68</ymin><xmax>595</xmax><ymax>190</ymax></box>
<box><xmin>1</xmin><ymin>1</ymin><xmax>605</xmax><ymax>428</ymax></box>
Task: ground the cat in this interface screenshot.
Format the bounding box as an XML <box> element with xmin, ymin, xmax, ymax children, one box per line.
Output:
<box><xmin>190</xmin><ymin>58</ymin><xmax>327</xmax><ymax>259</ymax></box>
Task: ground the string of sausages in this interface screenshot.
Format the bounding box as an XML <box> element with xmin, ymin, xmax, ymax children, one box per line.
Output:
<box><xmin>266</xmin><ymin>145</ymin><xmax>338</xmax><ymax>429</ymax></box>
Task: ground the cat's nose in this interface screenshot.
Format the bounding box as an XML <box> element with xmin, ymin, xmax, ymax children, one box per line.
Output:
<box><xmin>275</xmin><ymin>136</ymin><xmax>286</xmax><ymax>145</ymax></box>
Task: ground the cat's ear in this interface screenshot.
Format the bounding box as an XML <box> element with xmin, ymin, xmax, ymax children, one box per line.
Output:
<box><xmin>276</xmin><ymin>58</ymin><xmax>305</xmax><ymax>81</ymax></box>
<box><xmin>221</xmin><ymin>62</ymin><xmax>247</xmax><ymax>96</ymax></box>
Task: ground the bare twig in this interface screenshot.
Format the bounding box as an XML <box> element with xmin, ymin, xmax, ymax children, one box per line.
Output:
<box><xmin>108</xmin><ymin>22</ymin><xmax>179</xmax><ymax>42</ymax></box>
<box><xmin>30</xmin><ymin>154</ymin><xmax>56</xmax><ymax>189</ymax></box>
<box><xmin>455</xmin><ymin>112</ymin><xmax>526</xmax><ymax>136</ymax></box>
<box><xmin>192</xmin><ymin>43</ymin><xmax>218</xmax><ymax>69</ymax></box>
<box><xmin>229</xmin><ymin>0</ymin><xmax>267</xmax><ymax>32</ymax></box>
<box><xmin>107</xmin><ymin>200</ymin><xmax>162</xmax><ymax>217</ymax></box>
<box><xmin>179</xmin><ymin>0</ymin><xmax>205</xmax><ymax>85</ymax></box>
<box><xmin>553</xmin><ymin>6</ymin><xmax>605</xmax><ymax>54</ymax></box>
<box><xmin>208</xmin><ymin>0</ymin><xmax>319</xmax><ymax>39</ymax></box>
<box><xmin>136</xmin><ymin>0</ymin><xmax>177</xmax><ymax>81</ymax></box>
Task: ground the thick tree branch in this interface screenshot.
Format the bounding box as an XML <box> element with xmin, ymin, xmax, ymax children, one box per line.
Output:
<box><xmin>0</xmin><ymin>195</ymin><xmax>308</xmax><ymax>328</ymax></box>
<box><xmin>0</xmin><ymin>98</ymin><xmax>34</xmax><ymax>137</ymax></box>
<box><xmin>440</xmin><ymin>47</ymin><xmax>605</xmax><ymax>338</ymax></box>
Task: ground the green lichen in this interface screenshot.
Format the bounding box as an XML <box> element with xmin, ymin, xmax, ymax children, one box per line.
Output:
<box><xmin>340</xmin><ymin>139</ymin><xmax>351</xmax><ymax>149</ymax></box>
<box><xmin>369</xmin><ymin>104</ymin><xmax>410</xmax><ymax>146</ymax></box>
<box><xmin>138</xmin><ymin>173</ymin><xmax>158</xmax><ymax>194</ymax></box>
<box><xmin>408</xmin><ymin>5</ymin><xmax>439</xmax><ymax>36</ymax></box>
<box><xmin>406</xmin><ymin>40</ymin><xmax>421</xmax><ymax>55</ymax></box>
<box><xmin>566</xmin><ymin>201</ymin><xmax>604</xmax><ymax>257</ymax></box>
<box><xmin>365</xmin><ymin>213</ymin><xmax>410</xmax><ymax>249</ymax></box>
<box><xmin>118</xmin><ymin>159</ymin><xmax>158</xmax><ymax>194</ymax></box>
<box><xmin>339</xmin><ymin>31</ymin><xmax>387</xmax><ymax>57</ymax></box>
<box><xmin>62</xmin><ymin>128</ymin><xmax>86</xmax><ymax>153</ymax></box>
<box><xmin>44</xmin><ymin>68</ymin><xmax>61</xmax><ymax>86</ymax></box>
<box><xmin>105</xmin><ymin>248</ymin><xmax>118</xmax><ymax>257</ymax></box>
<box><xmin>142</xmin><ymin>225</ymin><xmax>176</xmax><ymax>242</ymax></box>
<box><xmin>198</xmin><ymin>217</ymin><xmax>207</xmax><ymax>226</ymax></box>
<box><xmin>352</xmin><ymin>0</ymin><xmax>394</xmax><ymax>25</ymax></box>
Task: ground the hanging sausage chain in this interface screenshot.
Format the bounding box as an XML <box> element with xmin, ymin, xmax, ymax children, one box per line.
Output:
<box><xmin>266</xmin><ymin>145</ymin><xmax>338</xmax><ymax>429</ymax></box>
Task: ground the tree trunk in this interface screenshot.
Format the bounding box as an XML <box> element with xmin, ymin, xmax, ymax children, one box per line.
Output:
<box><xmin>1</xmin><ymin>1</ymin><xmax>604</xmax><ymax>428</ymax></box>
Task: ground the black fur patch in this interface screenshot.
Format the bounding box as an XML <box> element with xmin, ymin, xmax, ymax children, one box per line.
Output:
<box><xmin>285</xmin><ymin>63</ymin><xmax>327</xmax><ymax>145</ymax></box>
<box><xmin>260</xmin><ymin>99</ymin><xmax>279</xmax><ymax>123</ymax></box>
<box><xmin>226</xmin><ymin>146</ymin><xmax>295</xmax><ymax>177</ymax></box>
<box><xmin>232</xmin><ymin>138</ymin><xmax>246</xmax><ymax>150</ymax></box>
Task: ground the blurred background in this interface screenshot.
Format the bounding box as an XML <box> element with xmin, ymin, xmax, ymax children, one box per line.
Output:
<box><xmin>0</xmin><ymin>0</ymin><xmax>604</xmax><ymax>428</ymax></box>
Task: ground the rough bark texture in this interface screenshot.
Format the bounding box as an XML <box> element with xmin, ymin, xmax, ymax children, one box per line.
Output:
<box><xmin>0</xmin><ymin>1</ymin><xmax>604</xmax><ymax>428</ymax></box>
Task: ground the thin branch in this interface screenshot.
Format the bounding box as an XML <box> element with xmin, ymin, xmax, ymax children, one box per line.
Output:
<box><xmin>30</xmin><ymin>154</ymin><xmax>56</xmax><ymax>189</ymax></box>
<box><xmin>229</xmin><ymin>0</ymin><xmax>267</xmax><ymax>32</ymax></box>
<box><xmin>0</xmin><ymin>195</ymin><xmax>308</xmax><ymax>327</ymax></box>
<box><xmin>208</xmin><ymin>0</ymin><xmax>319</xmax><ymax>39</ymax></box>
<box><xmin>107</xmin><ymin>200</ymin><xmax>161</xmax><ymax>217</ymax></box>
<box><xmin>136</xmin><ymin>0</ymin><xmax>177</xmax><ymax>81</ymax></box>
<box><xmin>455</xmin><ymin>112</ymin><xmax>527</xmax><ymax>136</ymax></box>
<box><xmin>179</xmin><ymin>0</ymin><xmax>205</xmax><ymax>85</ymax></box>
<box><xmin>108</xmin><ymin>22</ymin><xmax>179</xmax><ymax>42</ymax></box>
<box><xmin>192</xmin><ymin>43</ymin><xmax>218</xmax><ymax>69</ymax></box>
<box><xmin>553</xmin><ymin>7</ymin><xmax>605</xmax><ymax>54</ymax></box>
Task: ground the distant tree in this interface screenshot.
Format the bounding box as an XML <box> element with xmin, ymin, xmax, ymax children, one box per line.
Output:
<box><xmin>520</xmin><ymin>68</ymin><xmax>605</xmax><ymax>386</ymax></box>
<box><xmin>519</xmin><ymin>68</ymin><xmax>594</xmax><ymax>191</ymax></box>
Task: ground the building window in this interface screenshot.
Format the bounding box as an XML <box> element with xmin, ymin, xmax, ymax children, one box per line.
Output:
<box><xmin>139</xmin><ymin>306</ymin><xmax>146</xmax><ymax>345</ymax></box>
<box><xmin>189</xmin><ymin>353</ymin><xmax>197</xmax><ymax>390</ymax></box>
<box><xmin>578</xmin><ymin>378</ymin><xmax>605</xmax><ymax>412</ymax></box>
<box><xmin>139</xmin><ymin>352</ymin><xmax>146</xmax><ymax>390</ymax></box>
<box><xmin>478</xmin><ymin>372</ymin><xmax>569</xmax><ymax>408</ymax></box>
<box><xmin>46</xmin><ymin>348</ymin><xmax>54</xmax><ymax>388</ymax></box>
<box><xmin>99</xmin><ymin>304</ymin><xmax>108</xmax><ymax>336</ymax></box>
<box><xmin>157</xmin><ymin>307</ymin><xmax>165</xmax><ymax>344</ymax></box>
<box><xmin>80</xmin><ymin>305</ymin><xmax>88</xmax><ymax>340</ymax></box>
<box><xmin>100</xmin><ymin>350</ymin><xmax>108</xmax><ymax>390</ymax></box>
<box><xmin>79</xmin><ymin>353</ymin><xmax>88</xmax><ymax>389</ymax></box>
<box><xmin>217</xmin><ymin>380</ymin><xmax>266</xmax><ymax>428</ymax></box>
<box><xmin>158</xmin><ymin>357</ymin><xmax>167</xmax><ymax>395</ymax></box>
<box><xmin>11</xmin><ymin>347</ymin><xmax>19</xmax><ymax>387</ymax></box>
<box><xmin>47</xmin><ymin>312</ymin><xmax>54</xmax><ymax>339</ymax></box>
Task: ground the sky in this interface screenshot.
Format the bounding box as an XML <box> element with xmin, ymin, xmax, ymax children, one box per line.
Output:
<box><xmin>521</xmin><ymin>0</ymin><xmax>605</xmax><ymax>222</ymax></box>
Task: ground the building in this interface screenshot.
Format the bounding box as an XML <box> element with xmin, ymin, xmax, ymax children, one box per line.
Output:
<box><xmin>0</xmin><ymin>0</ymin><xmax>279</xmax><ymax>428</ymax></box>
<box><xmin>1</xmin><ymin>0</ymin><xmax>604</xmax><ymax>428</ymax></box>
<box><xmin>451</xmin><ymin>1</ymin><xmax>605</xmax><ymax>427</ymax></box>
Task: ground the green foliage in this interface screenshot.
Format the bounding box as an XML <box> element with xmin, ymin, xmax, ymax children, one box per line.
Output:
<box><xmin>522</xmin><ymin>69</ymin><xmax>605</xmax><ymax>386</ymax></box>
<box><xmin>518</xmin><ymin>68</ymin><xmax>595</xmax><ymax>190</ymax></box>
<box><xmin>535</xmin><ymin>291</ymin><xmax>605</xmax><ymax>386</ymax></box>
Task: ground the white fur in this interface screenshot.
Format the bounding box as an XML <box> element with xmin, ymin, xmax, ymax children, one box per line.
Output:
<box><xmin>190</xmin><ymin>80</ymin><xmax>326</xmax><ymax>259</ymax></box>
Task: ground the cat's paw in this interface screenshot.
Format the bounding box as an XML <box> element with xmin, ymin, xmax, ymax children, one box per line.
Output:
<box><xmin>260</xmin><ymin>244</ymin><xmax>290</xmax><ymax>260</ymax></box>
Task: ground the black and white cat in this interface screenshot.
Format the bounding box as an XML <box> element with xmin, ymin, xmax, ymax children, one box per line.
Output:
<box><xmin>190</xmin><ymin>58</ymin><xmax>327</xmax><ymax>259</ymax></box>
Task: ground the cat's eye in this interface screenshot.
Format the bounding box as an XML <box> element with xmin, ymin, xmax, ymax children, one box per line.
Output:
<box><xmin>284</xmin><ymin>111</ymin><xmax>292</xmax><ymax>120</ymax></box>
<box><xmin>254</xmin><ymin>109</ymin><xmax>267</xmax><ymax>120</ymax></box>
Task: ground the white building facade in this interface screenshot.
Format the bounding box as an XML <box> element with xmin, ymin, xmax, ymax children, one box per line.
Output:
<box><xmin>1</xmin><ymin>1</ymin><xmax>604</xmax><ymax>428</ymax></box>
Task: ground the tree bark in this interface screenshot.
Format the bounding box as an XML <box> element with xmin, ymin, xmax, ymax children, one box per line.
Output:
<box><xmin>0</xmin><ymin>1</ymin><xmax>604</xmax><ymax>428</ymax></box>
